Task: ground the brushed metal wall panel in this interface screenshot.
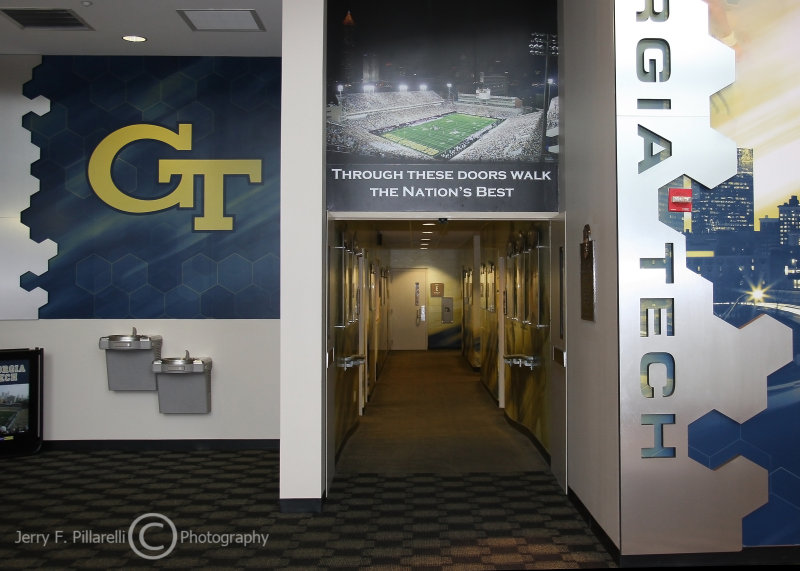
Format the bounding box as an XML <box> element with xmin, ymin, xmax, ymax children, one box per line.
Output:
<box><xmin>614</xmin><ymin>0</ymin><xmax>792</xmax><ymax>555</ymax></box>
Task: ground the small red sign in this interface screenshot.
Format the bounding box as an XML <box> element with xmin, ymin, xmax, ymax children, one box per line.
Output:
<box><xmin>668</xmin><ymin>188</ymin><xmax>692</xmax><ymax>212</ymax></box>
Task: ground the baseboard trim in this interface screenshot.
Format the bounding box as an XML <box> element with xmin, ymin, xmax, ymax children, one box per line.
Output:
<box><xmin>618</xmin><ymin>546</ymin><xmax>800</xmax><ymax>568</ymax></box>
<box><xmin>567</xmin><ymin>488</ymin><xmax>620</xmax><ymax>564</ymax></box>
<box><xmin>42</xmin><ymin>439</ymin><xmax>279</xmax><ymax>451</ymax></box>
<box><xmin>279</xmin><ymin>498</ymin><xmax>323</xmax><ymax>513</ymax></box>
<box><xmin>566</xmin><ymin>487</ymin><xmax>800</xmax><ymax>567</ymax></box>
<box><xmin>336</xmin><ymin>419</ymin><xmax>360</xmax><ymax>462</ymax></box>
<box><xmin>503</xmin><ymin>413</ymin><xmax>551</xmax><ymax>465</ymax></box>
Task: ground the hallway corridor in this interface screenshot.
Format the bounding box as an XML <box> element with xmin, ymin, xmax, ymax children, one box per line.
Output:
<box><xmin>325</xmin><ymin>350</ymin><xmax>617</xmax><ymax>568</ymax></box>
<box><xmin>336</xmin><ymin>350</ymin><xmax>548</xmax><ymax>474</ymax></box>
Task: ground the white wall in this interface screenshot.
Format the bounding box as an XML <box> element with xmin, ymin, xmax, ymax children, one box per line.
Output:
<box><xmin>389</xmin><ymin>248</ymin><xmax>465</xmax><ymax>340</ymax></box>
<box><xmin>0</xmin><ymin>59</ymin><xmax>280</xmax><ymax>441</ymax></box>
<box><xmin>560</xmin><ymin>0</ymin><xmax>621</xmax><ymax>548</ymax></box>
<box><xmin>279</xmin><ymin>0</ymin><xmax>326</xmax><ymax>502</ymax></box>
<box><xmin>0</xmin><ymin>320</ymin><xmax>279</xmax><ymax>440</ymax></box>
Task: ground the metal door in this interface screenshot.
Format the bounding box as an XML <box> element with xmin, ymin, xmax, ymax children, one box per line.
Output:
<box><xmin>326</xmin><ymin>230</ymin><xmax>364</xmax><ymax>490</ymax></box>
<box><xmin>388</xmin><ymin>268</ymin><xmax>428</xmax><ymax>350</ymax></box>
<box><xmin>549</xmin><ymin>220</ymin><xmax>567</xmax><ymax>491</ymax></box>
<box><xmin>502</xmin><ymin>226</ymin><xmax>552</xmax><ymax>456</ymax></box>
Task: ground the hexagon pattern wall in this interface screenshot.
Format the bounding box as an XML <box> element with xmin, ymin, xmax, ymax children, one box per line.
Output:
<box><xmin>18</xmin><ymin>56</ymin><xmax>280</xmax><ymax>319</ymax></box>
<box><xmin>689</xmin><ymin>361</ymin><xmax>800</xmax><ymax>546</ymax></box>
<box><xmin>0</xmin><ymin>57</ymin><xmax>57</xmax><ymax>319</ymax></box>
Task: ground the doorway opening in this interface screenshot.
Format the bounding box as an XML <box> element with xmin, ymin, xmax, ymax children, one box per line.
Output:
<box><xmin>325</xmin><ymin>217</ymin><xmax>567</xmax><ymax>487</ymax></box>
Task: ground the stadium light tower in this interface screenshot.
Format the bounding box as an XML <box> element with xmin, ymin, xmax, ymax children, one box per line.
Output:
<box><xmin>447</xmin><ymin>82</ymin><xmax>452</xmax><ymax>102</ymax></box>
<box><xmin>530</xmin><ymin>32</ymin><xmax>558</xmax><ymax>158</ymax></box>
<box><xmin>530</xmin><ymin>33</ymin><xmax>558</xmax><ymax>107</ymax></box>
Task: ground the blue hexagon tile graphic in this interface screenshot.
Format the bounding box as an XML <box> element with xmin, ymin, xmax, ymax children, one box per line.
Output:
<box><xmin>20</xmin><ymin>56</ymin><xmax>281</xmax><ymax>318</ymax></box>
<box><xmin>689</xmin><ymin>358</ymin><xmax>800</xmax><ymax>546</ymax></box>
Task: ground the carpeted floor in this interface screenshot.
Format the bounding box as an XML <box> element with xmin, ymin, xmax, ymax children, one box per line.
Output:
<box><xmin>0</xmin><ymin>351</ymin><xmax>617</xmax><ymax>569</ymax></box>
<box><xmin>0</xmin><ymin>449</ymin><xmax>616</xmax><ymax>569</ymax></box>
<box><xmin>335</xmin><ymin>350</ymin><xmax>549</xmax><ymax>475</ymax></box>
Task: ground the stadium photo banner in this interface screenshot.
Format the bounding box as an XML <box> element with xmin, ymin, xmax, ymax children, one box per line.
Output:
<box><xmin>325</xmin><ymin>0</ymin><xmax>558</xmax><ymax>213</ymax></box>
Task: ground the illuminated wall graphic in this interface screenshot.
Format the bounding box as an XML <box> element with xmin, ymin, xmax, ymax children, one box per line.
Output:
<box><xmin>18</xmin><ymin>56</ymin><xmax>281</xmax><ymax>319</ymax></box>
<box><xmin>681</xmin><ymin>1</ymin><xmax>800</xmax><ymax>547</ymax></box>
<box><xmin>617</xmin><ymin>0</ymin><xmax>799</xmax><ymax>553</ymax></box>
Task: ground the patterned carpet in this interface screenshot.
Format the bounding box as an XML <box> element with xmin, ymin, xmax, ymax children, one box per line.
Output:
<box><xmin>335</xmin><ymin>350</ymin><xmax>550</xmax><ymax>476</ymax></box>
<box><xmin>0</xmin><ymin>448</ymin><xmax>617</xmax><ymax>569</ymax></box>
<box><xmin>0</xmin><ymin>351</ymin><xmax>617</xmax><ymax>568</ymax></box>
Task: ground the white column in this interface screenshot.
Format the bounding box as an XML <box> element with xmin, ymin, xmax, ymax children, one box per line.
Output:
<box><xmin>279</xmin><ymin>0</ymin><xmax>326</xmax><ymax>506</ymax></box>
<box><xmin>560</xmin><ymin>0</ymin><xmax>621</xmax><ymax>546</ymax></box>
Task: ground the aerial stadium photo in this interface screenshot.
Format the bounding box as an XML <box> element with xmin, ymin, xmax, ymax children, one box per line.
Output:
<box><xmin>0</xmin><ymin>381</ymin><xmax>29</xmax><ymax>438</ymax></box>
<box><xmin>325</xmin><ymin>0</ymin><xmax>558</xmax><ymax>164</ymax></box>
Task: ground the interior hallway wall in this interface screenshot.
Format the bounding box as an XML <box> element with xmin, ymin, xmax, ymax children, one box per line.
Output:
<box><xmin>481</xmin><ymin>221</ymin><xmax>553</xmax><ymax>450</ymax></box>
<box><xmin>463</xmin><ymin>235</ymin><xmax>483</xmax><ymax>368</ymax></box>
<box><xmin>389</xmin><ymin>248</ymin><xmax>465</xmax><ymax>349</ymax></box>
<box><xmin>477</xmin><ymin>223</ymin><xmax>510</xmax><ymax>401</ymax></box>
<box><xmin>279</xmin><ymin>0</ymin><xmax>326</xmax><ymax>504</ymax></box>
<box><xmin>0</xmin><ymin>55</ymin><xmax>279</xmax><ymax>442</ymax></box>
<box><xmin>560</xmin><ymin>0</ymin><xmax>621</xmax><ymax>548</ymax></box>
<box><xmin>0</xmin><ymin>320</ymin><xmax>278</xmax><ymax>440</ymax></box>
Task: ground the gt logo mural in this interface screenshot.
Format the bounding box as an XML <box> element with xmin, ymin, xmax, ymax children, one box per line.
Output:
<box><xmin>16</xmin><ymin>55</ymin><xmax>280</xmax><ymax>320</ymax></box>
<box><xmin>88</xmin><ymin>123</ymin><xmax>262</xmax><ymax>231</ymax></box>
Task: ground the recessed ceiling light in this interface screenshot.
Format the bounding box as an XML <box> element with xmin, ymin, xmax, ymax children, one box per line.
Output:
<box><xmin>123</xmin><ymin>35</ymin><xmax>147</xmax><ymax>43</ymax></box>
<box><xmin>422</xmin><ymin>222</ymin><xmax>436</xmax><ymax>226</ymax></box>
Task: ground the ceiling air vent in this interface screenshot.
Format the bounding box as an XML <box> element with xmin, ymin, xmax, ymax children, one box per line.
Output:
<box><xmin>1</xmin><ymin>8</ymin><xmax>92</xmax><ymax>30</ymax></box>
<box><xmin>177</xmin><ymin>9</ymin><xmax>265</xmax><ymax>32</ymax></box>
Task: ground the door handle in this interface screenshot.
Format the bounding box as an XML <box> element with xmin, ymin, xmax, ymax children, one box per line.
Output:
<box><xmin>503</xmin><ymin>354</ymin><xmax>540</xmax><ymax>370</ymax></box>
<box><xmin>337</xmin><ymin>354</ymin><xmax>366</xmax><ymax>369</ymax></box>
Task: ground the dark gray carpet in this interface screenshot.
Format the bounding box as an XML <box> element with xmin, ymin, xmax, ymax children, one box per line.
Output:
<box><xmin>0</xmin><ymin>449</ymin><xmax>616</xmax><ymax>569</ymax></box>
<box><xmin>0</xmin><ymin>351</ymin><xmax>616</xmax><ymax>568</ymax></box>
<box><xmin>336</xmin><ymin>350</ymin><xmax>548</xmax><ymax>475</ymax></box>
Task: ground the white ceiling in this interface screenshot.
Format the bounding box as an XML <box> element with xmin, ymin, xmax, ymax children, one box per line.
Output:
<box><xmin>0</xmin><ymin>0</ymin><xmax>282</xmax><ymax>56</ymax></box>
<box><xmin>346</xmin><ymin>219</ymin><xmax>490</xmax><ymax>251</ymax></box>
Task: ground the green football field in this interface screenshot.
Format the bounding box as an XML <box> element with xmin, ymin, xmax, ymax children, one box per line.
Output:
<box><xmin>380</xmin><ymin>113</ymin><xmax>497</xmax><ymax>157</ymax></box>
<box><xmin>0</xmin><ymin>409</ymin><xmax>17</xmax><ymax>426</ymax></box>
